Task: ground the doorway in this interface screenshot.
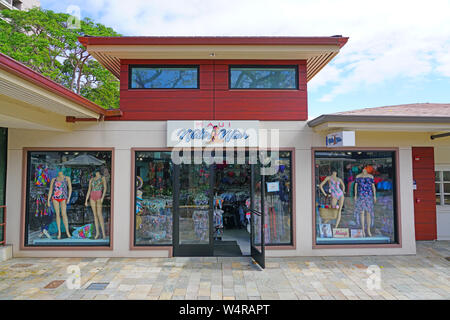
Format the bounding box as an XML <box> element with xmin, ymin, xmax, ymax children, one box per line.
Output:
<box><xmin>172</xmin><ymin>151</ymin><xmax>265</xmax><ymax>267</ymax></box>
<box><xmin>213</xmin><ymin>161</ymin><xmax>251</xmax><ymax>257</ymax></box>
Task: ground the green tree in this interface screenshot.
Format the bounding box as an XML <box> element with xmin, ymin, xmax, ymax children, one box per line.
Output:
<box><xmin>0</xmin><ymin>8</ymin><xmax>120</xmax><ymax>109</ymax></box>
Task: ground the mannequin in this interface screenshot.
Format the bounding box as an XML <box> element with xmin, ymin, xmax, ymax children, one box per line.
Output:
<box><xmin>85</xmin><ymin>170</ymin><xmax>107</xmax><ymax>239</ymax></box>
<box><xmin>47</xmin><ymin>171</ymin><xmax>72</xmax><ymax>239</ymax></box>
<box><xmin>319</xmin><ymin>170</ymin><xmax>345</xmax><ymax>228</ymax></box>
<box><xmin>209</xmin><ymin>125</ymin><xmax>224</xmax><ymax>144</ymax></box>
<box><xmin>354</xmin><ymin>168</ymin><xmax>377</xmax><ymax>237</ymax></box>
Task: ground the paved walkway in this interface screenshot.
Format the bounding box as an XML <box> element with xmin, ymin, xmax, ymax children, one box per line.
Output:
<box><xmin>0</xmin><ymin>241</ymin><xmax>449</xmax><ymax>300</ymax></box>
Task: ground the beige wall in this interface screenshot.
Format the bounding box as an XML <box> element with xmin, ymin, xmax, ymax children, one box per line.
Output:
<box><xmin>6</xmin><ymin>122</ymin><xmax>421</xmax><ymax>257</ymax></box>
<box><xmin>355</xmin><ymin>131</ymin><xmax>450</xmax><ymax>165</ymax></box>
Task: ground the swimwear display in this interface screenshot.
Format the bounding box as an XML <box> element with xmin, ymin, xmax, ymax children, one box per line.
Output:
<box><xmin>315</xmin><ymin>151</ymin><xmax>397</xmax><ymax>244</ymax></box>
<box><xmin>354</xmin><ymin>176</ymin><xmax>375</xmax><ymax>227</ymax></box>
<box><xmin>34</xmin><ymin>165</ymin><xmax>50</xmax><ymax>187</ymax></box>
<box><xmin>52</xmin><ymin>178</ymin><xmax>68</xmax><ymax>201</ymax></box>
<box><xmin>329</xmin><ymin>178</ymin><xmax>344</xmax><ymax>200</ymax></box>
<box><xmin>90</xmin><ymin>177</ymin><xmax>103</xmax><ymax>201</ymax></box>
<box><xmin>192</xmin><ymin>210</ymin><xmax>209</xmax><ymax>241</ymax></box>
<box><xmin>214</xmin><ymin>209</ymin><xmax>224</xmax><ymax>239</ymax></box>
<box><xmin>26</xmin><ymin>151</ymin><xmax>112</xmax><ymax>246</ymax></box>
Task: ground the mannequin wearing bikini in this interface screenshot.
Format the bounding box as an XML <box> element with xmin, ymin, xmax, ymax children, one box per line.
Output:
<box><xmin>319</xmin><ymin>170</ymin><xmax>345</xmax><ymax>228</ymax></box>
<box><xmin>354</xmin><ymin>168</ymin><xmax>377</xmax><ymax>237</ymax></box>
<box><xmin>85</xmin><ymin>171</ymin><xmax>107</xmax><ymax>239</ymax></box>
<box><xmin>47</xmin><ymin>171</ymin><xmax>72</xmax><ymax>239</ymax></box>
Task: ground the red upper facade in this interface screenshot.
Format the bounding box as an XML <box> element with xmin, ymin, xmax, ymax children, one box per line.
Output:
<box><xmin>79</xmin><ymin>36</ymin><xmax>348</xmax><ymax>121</ymax></box>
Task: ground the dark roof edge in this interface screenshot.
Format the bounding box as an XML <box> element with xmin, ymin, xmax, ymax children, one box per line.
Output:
<box><xmin>307</xmin><ymin>114</ymin><xmax>450</xmax><ymax>127</ymax></box>
<box><xmin>78</xmin><ymin>36</ymin><xmax>349</xmax><ymax>48</ymax></box>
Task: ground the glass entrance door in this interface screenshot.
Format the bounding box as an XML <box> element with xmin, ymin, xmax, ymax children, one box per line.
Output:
<box><xmin>173</xmin><ymin>160</ymin><xmax>214</xmax><ymax>256</ymax></box>
<box><xmin>250</xmin><ymin>160</ymin><xmax>266</xmax><ymax>269</ymax></box>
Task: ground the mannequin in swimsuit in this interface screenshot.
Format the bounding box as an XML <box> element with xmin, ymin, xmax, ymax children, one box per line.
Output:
<box><xmin>85</xmin><ymin>170</ymin><xmax>107</xmax><ymax>239</ymax></box>
<box><xmin>354</xmin><ymin>168</ymin><xmax>377</xmax><ymax>237</ymax></box>
<box><xmin>319</xmin><ymin>170</ymin><xmax>345</xmax><ymax>228</ymax></box>
<box><xmin>47</xmin><ymin>171</ymin><xmax>72</xmax><ymax>239</ymax></box>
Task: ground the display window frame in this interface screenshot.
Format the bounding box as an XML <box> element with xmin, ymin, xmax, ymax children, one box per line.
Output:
<box><xmin>311</xmin><ymin>147</ymin><xmax>402</xmax><ymax>249</ymax></box>
<box><xmin>130</xmin><ymin>148</ymin><xmax>174</xmax><ymax>254</ymax></box>
<box><xmin>130</xmin><ymin>148</ymin><xmax>296</xmax><ymax>252</ymax></box>
<box><xmin>20</xmin><ymin>148</ymin><xmax>115</xmax><ymax>251</ymax></box>
<box><xmin>264</xmin><ymin>147</ymin><xmax>296</xmax><ymax>249</ymax></box>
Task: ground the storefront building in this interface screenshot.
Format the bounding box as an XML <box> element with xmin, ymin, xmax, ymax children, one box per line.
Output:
<box><xmin>1</xmin><ymin>37</ymin><xmax>449</xmax><ymax>263</ymax></box>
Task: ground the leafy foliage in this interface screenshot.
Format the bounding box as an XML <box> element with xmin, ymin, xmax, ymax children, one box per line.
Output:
<box><xmin>0</xmin><ymin>8</ymin><xmax>120</xmax><ymax>109</ymax></box>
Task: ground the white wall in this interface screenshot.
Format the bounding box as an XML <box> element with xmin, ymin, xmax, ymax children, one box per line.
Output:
<box><xmin>6</xmin><ymin>121</ymin><xmax>417</xmax><ymax>257</ymax></box>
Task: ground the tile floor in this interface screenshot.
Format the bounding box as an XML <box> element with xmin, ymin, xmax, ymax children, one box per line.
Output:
<box><xmin>0</xmin><ymin>241</ymin><xmax>448</xmax><ymax>300</ymax></box>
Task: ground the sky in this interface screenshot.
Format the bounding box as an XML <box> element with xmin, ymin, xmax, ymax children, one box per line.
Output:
<box><xmin>40</xmin><ymin>0</ymin><xmax>450</xmax><ymax>118</ymax></box>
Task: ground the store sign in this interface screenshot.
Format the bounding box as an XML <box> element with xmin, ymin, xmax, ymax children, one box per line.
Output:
<box><xmin>325</xmin><ymin>131</ymin><xmax>355</xmax><ymax>147</ymax></box>
<box><xmin>167</xmin><ymin>120</ymin><xmax>259</xmax><ymax>147</ymax></box>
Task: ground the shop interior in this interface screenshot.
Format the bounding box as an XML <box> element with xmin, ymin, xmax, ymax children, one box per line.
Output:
<box><xmin>213</xmin><ymin>162</ymin><xmax>251</xmax><ymax>256</ymax></box>
<box><xmin>134</xmin><ymin>150</ymin><xmax>292</xmax><ymax>255</ymax></box>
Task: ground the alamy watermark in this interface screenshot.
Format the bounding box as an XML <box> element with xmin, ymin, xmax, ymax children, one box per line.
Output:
<box><xmin>169</xmin><ymin>126</ymin><xmax>280</xmax><ymax>175</ymax></box>
<box><xmin>66</xmin><ymin>5</ymin><xmax>81</xmax><ymax>29</ymax></box>
<box><xmin>66</xmin><ymin>265</ymin><xmax>81</xmax><ymax>289</ymax></box>
<box><xmin>366</xmin><ymin>265</ymin><xmax>382</xmax><ymax>290</ymax></box>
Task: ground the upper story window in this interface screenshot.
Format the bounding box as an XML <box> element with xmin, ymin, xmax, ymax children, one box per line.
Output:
<box><xmin>435</xmin><ymin>169</ymin><xmax>450</xmax><ymax>206</ymax></box>
<box><xmin>229</xmin><ymin>65</ymin><xmax>298</xmax><ymax>89</ymax></box>
<box><xmin>129</xmin><ymin>65</ymin><xmax>199</xmax><ymax>89</ymax></box>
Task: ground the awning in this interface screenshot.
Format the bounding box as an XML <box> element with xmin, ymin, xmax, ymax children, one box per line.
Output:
<box><xmin>62</xmin><ymin>154</ymin><xmax>105</xmax><ymax>166</ymax></box>
<box><xmin>0</xmin><ymin>52</ymin><xmax>108</xmax><ymax>131</ymax></box>
<box><xmin>308</xmin><ymin>104</ymin><xmax>450</xmax><ymax>134</ymax></box>
<box><xmin>78</xmin><ymin>36</ymin><xmax>348</xmax><ymax>81</ymax></box>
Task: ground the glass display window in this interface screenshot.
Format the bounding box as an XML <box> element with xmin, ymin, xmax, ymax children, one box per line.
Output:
<box><xmin>314</xmin><ymin>150</ymin><xmax>398</xmax><ymax>245</ymax></box>
<box><xmin>134</xmin><ymin>151</ymin><xmax>174</xmax><ymax>246</ymax></box>
<box><xmin>24</xmin><ymin>150</ymin><xmax>112</xmax><ymax>247</ymax></box>
<box><xmin>263</xmin><ymin>151</ymin><xmax>293</xmax><ymax>245</ymax></box>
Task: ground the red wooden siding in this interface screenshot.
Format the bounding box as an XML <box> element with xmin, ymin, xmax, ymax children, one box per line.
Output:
<box><xmin>114</xmin><ymin>59</ymin><xmax>307</xmax><ymax>121</ymax></box>
<box><xmin>412</xmin><ymin>147</ymin><xmax>437</xmax><ymax>240</ymax></box>
<box><xmin>214</xmin><ymin>60</ymin><xmax>307</xmax><ymax>120</ymax></box>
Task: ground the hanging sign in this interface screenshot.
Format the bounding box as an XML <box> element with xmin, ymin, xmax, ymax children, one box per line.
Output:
<box><xmin>266</xmin><ymin>181</ymin><xmax>280</xmax><ymax>193</ymax></box>
<box><xmin>167</xmin><ymin>120</ymin><xmax>259</xmax><ymax>147</ymax></box>
<box><xmin>325</xmin><ymin>131</ymin><xmax>355</xmax><ymax>147</ymax></box>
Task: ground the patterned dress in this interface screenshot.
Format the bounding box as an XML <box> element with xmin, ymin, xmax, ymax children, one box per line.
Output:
<box><xmin>354</xmin><ymin>176</ymin><xmax>375</xmax><ymax>227</ymax></box>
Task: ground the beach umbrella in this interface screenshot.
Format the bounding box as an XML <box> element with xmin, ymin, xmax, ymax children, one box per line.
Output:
<box><xmin>61</xmin><ymin>154</ymin><xmax>105</xmax><ymax>166</ymax></box>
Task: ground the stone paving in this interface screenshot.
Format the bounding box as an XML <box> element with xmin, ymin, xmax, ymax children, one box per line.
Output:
<box><xmin>0</xmin><ymin>241</ymin><xmax>449</xmax><ymax>300</ymax></box>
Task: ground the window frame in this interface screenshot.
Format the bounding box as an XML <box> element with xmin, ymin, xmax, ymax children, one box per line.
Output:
<box><xmin>128</xmin><ymin>65</ymin><xmax>200</xmax><ymax>90</ymax></box>
<box><xmin>435</xmin><ymin>166</ymin><xmax>450</xmax><ymax>207</ymax></box>
<box><xmin>264</xmin><ymin>149</ymin><xmax>295</xmax><ymax>247</ymax></box>
<box><xmin>228</xmin><ymin>65</ymin><xmax>299</xmax><ymax>90</ymax></box>
<box><xmin>311</xmin><ymin>147</ymin><xmax>402</xmax><ymax>249</ymax></box>
<box><xmin>130</xmin><ymin>148</ymin><xmax>174</xmax><ymax>253</ymax></box>
<box><xmin>21</xmin><ymin>148</ymin><xmax>115</xmax><ymax>250</ymax></box>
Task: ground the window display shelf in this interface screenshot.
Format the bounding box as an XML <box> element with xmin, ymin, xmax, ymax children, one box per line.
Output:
<box><xmin>32</xmin><ymin>237</ymin><xmax>110</xmax><ymax>245</ymax></box>
<box><xmin>316</xmin><ymin>236</ymin><xmax>391</xmax><ymax>244</ymax></box>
